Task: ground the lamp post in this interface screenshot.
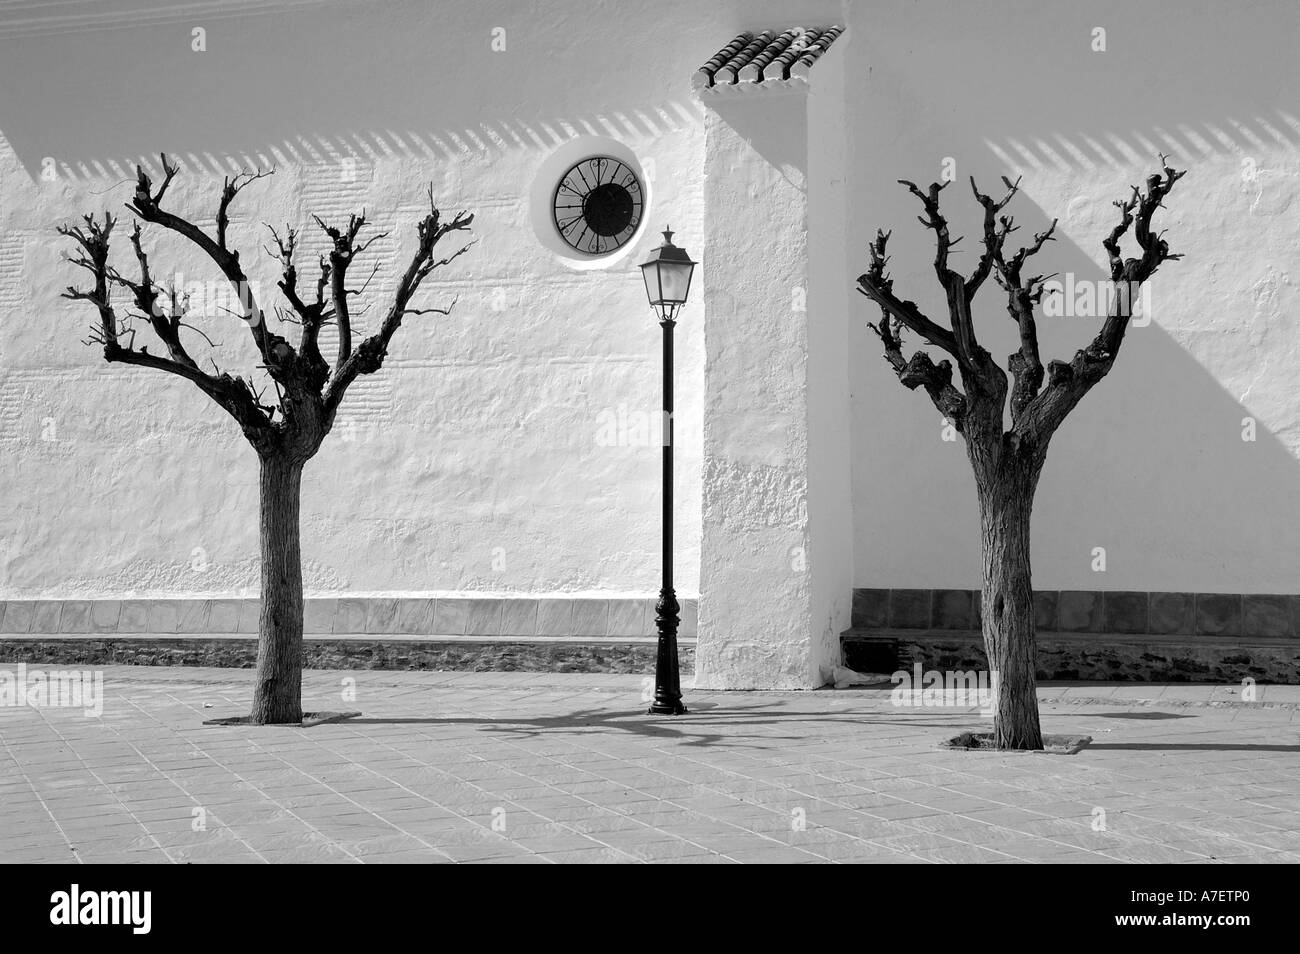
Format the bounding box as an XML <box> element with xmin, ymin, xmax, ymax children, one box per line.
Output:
<box><xmin>639</xmin><ymin>227</ymin><xmax>696</xmax><ymax>716</ymax></box>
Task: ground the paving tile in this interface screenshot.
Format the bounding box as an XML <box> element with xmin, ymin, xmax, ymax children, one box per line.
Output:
<box><xmin>304</xmin><ymin>599</ymin><xmax>339</xmax><ymax>635</ymax></box>
<box><xmin>1033</xmin><ymin>591</ymin><xmax>1058</xmax><ymax>631</ymax></box>
<box><xmin>570</xmin><ymin>600</ymin><xmax>609</xmax><ymax>637</ymax></box>
<box><xmin>394</xmin><ymin>598</ymin><xmax>436</xmax><ymax>635</ymax></box>
<box><xmin>852</xmin><ymin>589</ymin><xmax>889</xmax><ymax>629</ymax></box>
<box><xmin>607</xmin><ymin>599</ymin><xmax>650</xmax><ymax>637</ymax></box>
<box><xmin>336</xmin><ymin>599</ymin><xmax>368</xmax><ymax>635</ymax></box>
<box><xmin>536</xmin><ymin>599</ymin><xmax>573</xmax><ymax>637</ymax></box>
<box><xmin>1149</xmin><ymin>592</ymin><xmax>1194</xmax><ymax>635</ymax></box>
<box><xmin>1242</xmin><ymin>595</ymin><xmax>1291</xmax><ymax>638</ymax></box>
<box><xmin>1197</xmin><ymin>593</ymin><xmax>1242</xmax><ymax>636</ymax></box>
<box><xmin>178</xmin><ymin>600</ymin><xmax>211</xmax><ymax>633</ymax></box>
<box><xmin>466</xmin><ymin>600</ymin><xmax>504</xmax><ymax>637</ymax></box>
<box><xmin>1</xmin><ymin>665</ymin><xmax>1296</xmax><ymax>866</ymax></box>
<box><xmin>501</xmin><ymin>599</ymin><xmax>539</xmax><ymax>637</ymax></box>
<box><xmin>236</xmin><ymin>600</ymin><xmax>261</xmax><ymax>634</ymax></box>
<box><xmin>146</xmin><ymin>600</ymin><xmax>180</xmax><ymax>635</ymax></box>
<box><xmin>433</xmin><ymin>598</ymin><xmax>470</xmax><ymax>636</ymax></box>
<box><xmin>0</xmin><ymin>601</ymin><xmax>35</xmax><ymax>634</ymax></box>
<box><xmin>89</xmin><ymin>601</ymin><xmax>121</xmax><ymax>634</ymax></box>
<box><xmin>1057</xmin><ymin>591</ymin><xmax>1102</xmax><ymax>632</ymax></box>
<box><xmin>32</xmin><ymin>600</ymin><xmax>62</xmax><ymax>634</ymax></box>
<box><xmin>205</xmin><ymin>599</ymin><xmax>243</xmax><ymax>634</ymax></box>
<box><xmin>889</xmin><ymin>590</ymin><xmax>932</xmax><ymax>629</ymax></box>
<box><xmin>679</xmin><ymin>599</ymin><xmax>698</xmax><ymax>638</ymax></box>
<box><xmin>364</xmin><ymin>598</ymin><xmax>399</xmax><ymax>635</ymax></box>
<box><xmin>933</xmin><ymin>590</ymin><xmax>975</xmax><ymax>630</ymax></box>
<box><xmin>1102</xmin><ymin>592</ymin><xmax>1148</xmax><ymax>634</ymax></box>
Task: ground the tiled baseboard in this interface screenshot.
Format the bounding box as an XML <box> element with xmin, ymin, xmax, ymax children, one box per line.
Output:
<box><xmin>0</xmin><ymin>597</ymin><xmax>698</xmax><ymax>640</ymax></box>
<box><xmin>852</xmin><ymin>588</ymin><xmax>1300</xmax><ymax>639</ymax></box>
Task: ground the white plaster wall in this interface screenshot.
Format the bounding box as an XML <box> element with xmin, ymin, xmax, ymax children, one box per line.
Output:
<box><xmin>0</xmin><ymin>0</ymin><xmax>849</xmax><ymax>606</ymax></box>
<box><xmin>846</xmin><ymin>0</ymin><xmax>1300</xmax><ymax>594</ymax></box>
<box><xmin>0</xmin><ymin>0</ymin><xmax>748</xmax><ymax>600</ymax></box>
<box><xmin>805</xmin><ymin>34</ymin><xmax>853</xmax><ymax>673</ymax></box>
<box><xmin>696</xmin><ymin>91</ymin><xmax>816</xmax><ymax>688</ymax></box>
<box><xmin>0</xmin><ymin>127</ymin><xmax>707</xmax><ymax>600</ymax></box>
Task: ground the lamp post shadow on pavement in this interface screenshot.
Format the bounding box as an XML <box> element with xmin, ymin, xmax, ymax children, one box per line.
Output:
<box><xmin>638</xmin><ymin>227</ymin><xmax>696</xmax><ymax>716</ymax></box>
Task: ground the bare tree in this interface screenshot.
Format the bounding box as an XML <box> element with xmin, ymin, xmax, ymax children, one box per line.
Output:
<box><xmin>857</xmin><ymin>158</ymin><xmax>1184</xmax><ymax>749</ymax></box>
<box><xmin>61</xmin><ymin>155</ymin><xmax>474</xmax><ymax>724</ymax></box>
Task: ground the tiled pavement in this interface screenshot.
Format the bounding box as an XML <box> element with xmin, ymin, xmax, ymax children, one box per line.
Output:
<box><xmin>2</xmin><ymin>666</ymin><xmax>1299</xmax><ymax>864</ymax></box>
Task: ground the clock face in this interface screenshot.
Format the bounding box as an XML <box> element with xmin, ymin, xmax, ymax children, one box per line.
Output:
<box><xmin>552</xmin><ymin>156</ymin><xmax>643</xmax><ymax>255</ymax></box>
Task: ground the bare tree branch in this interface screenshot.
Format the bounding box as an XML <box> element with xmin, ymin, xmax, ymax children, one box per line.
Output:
<box><xmin>218</xmin><ymin>169</ymin><xmax>273</xmax><ymax>251</ymax></box>
<box><xmin>314</xmin><ymin>211</ymin><xmax>375</xmax><ymax>371</ymax></box>
<box><xmin>856</xmin><ymin>229</ymin><xmax>960</xmax><ymax>356</ymax></box>
<box><xmin>967</xmin><ymin>175</ymin><xmax>1020</xmax><ymax>297</ymax></box>
<box><xmin>899</xmin><ymin>178</ymin><xmax>993</xmax><ymax>367</ymax></box>
<box><xmin>1015</xmin><ymin>158</ymin><xmax>1186</xmax><ymax>441</ymax></box>
<box><xmin>861</xmin><ymin>230</ymin><xmax>967</xmax><ymax>426</ymax></box>
<box><xmin>66</xmin><ymin>162</ymin><xmax>475</xmax><ymax>458</ymax></box>
<box><xmin>264</xmin><ymin>223</ymin><xmax>330</xmax><ymax>391</ymax></box>
<box><xmin>60</xmin><ymin>209</ymin><xmax>274</xmax><ymax>445</ymax></box>
<box><xmin>127</xmin><ymin>153</ymin><xmax>292</xmax><ymax>378</ymax></box>
<box><xmin>324</xmin><ymin>192</ymin><xmax>474</xmax><ymax>416</ymax></box>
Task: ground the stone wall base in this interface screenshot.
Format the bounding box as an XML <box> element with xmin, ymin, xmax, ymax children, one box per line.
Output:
<box><xmin>0</xmin><ymin>636</ymin><xmax>695</xmax><ymax>675</ymax></box>
<box><xmin>842</xmin><ymin>630</ymin><xmax>1300</xmax><ymax>683</ymax></box>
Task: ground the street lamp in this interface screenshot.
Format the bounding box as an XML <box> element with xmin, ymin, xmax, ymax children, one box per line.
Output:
<box><xmin>639</xmin><ymin>227</ymin><xmax>696</xmax><ymax>716</ymax></box>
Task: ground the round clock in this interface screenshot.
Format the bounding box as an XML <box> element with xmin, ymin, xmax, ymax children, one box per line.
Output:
<box><xmin>552</xmin><ymin>155</ymin><xmax>643</xmax><ymax>255</ymax></box>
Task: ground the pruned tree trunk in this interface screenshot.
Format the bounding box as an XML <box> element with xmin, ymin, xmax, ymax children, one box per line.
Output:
<box><xmin>857</xmin><ymin>159</ymin><xmax>1184</xmax><ymax>750</ymax></box>
<box><xmin>976</xmin><ymin>451</ymin><xmax>1045</xmax><ymax>749</ymax></box>
<box><xmin>251</xmin><ymin>454</ymin><xmax>305</xmax><ymax>724</ymax></box>
<box><xmin>62</xmin><ymin>155</ymin><xmax>474</xmax><ymax>725</ymax></box>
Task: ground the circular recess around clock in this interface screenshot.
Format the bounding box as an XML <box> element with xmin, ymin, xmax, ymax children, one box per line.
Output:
<box><xmin>552</xmin><ymin>155</ymin><xmax>644</xmax><ymax>256</ymax></box>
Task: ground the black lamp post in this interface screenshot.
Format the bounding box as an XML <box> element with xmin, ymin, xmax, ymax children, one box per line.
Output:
<box><xmin>639</xmin><ymin>227</ymin><xmax>696</xmax><ymax>716</ymax></box>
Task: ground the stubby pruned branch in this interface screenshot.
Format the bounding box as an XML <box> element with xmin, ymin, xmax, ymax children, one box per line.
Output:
<box><xmin>900</xmin><ymin>178</ymin><xmax>990</xmax><ymax>367</ymax></box>
<box><xmin>860</xmin><ymin>159</ymin><xmax>1185</xmax><ymax>455</ymax></box>
<box><xmin>968</xmin><ymin>175</ymin><xmax>1059</xmax><ymax>423</ymax></box>
<box><xmin>861</xmin><ymin>230</ymin><xmax>967</xmax><ymax>427</ymax></box>
<box><xmin>899</xmin><ymin>178</ymin><xmax>961</xmax><ymax>280</ymax></box>
<box><xmin>856</xmin><ymin>229</ymin><xmax>959</xmax><ymax>356</ymax></box>
<box><xmin>60</xmin><ymin>211</ymin><xmax>274</xmax><ymax>447</ymax></box>
<box><xmin>323</xmin><ymin>192</ymin><xmax>474</xmax><ymax>416</ymax></box>
<box><xmin>967</xmin><ymin>175</ymin><xmax>1020</xmax><ymax>297</ymax></box>
<box><xmin>265</xmin><ymin>223</ymin><xmax>331</xmax><ymax>391</ymax></box>
<box><xmin>1015</xmin><ymin>157</ymin><xmax>1186</xmax><ymax>441</ymax></box>
<box><xmin>313</xmin><ymin>212</ymin><xmax>384</xmax><ymax>372</ymax></box>
<box><xmin>218</xmin><ymin>170</ymin><xmax>273</xmax><ymax>251</ymax></box>
<box><xmin>66</xmin><ymin>160</ymin><xmax>476</xmax><ymax>460</ymax></box>
<box><xmin>127</xmin><ymin>153</ymin><xmax>293</xmax><ymax>379</ymax></box>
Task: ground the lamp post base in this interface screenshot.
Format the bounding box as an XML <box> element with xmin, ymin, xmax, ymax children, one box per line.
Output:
<box><xmin>647</xmin><ymin>701</ymin><xmax>689</xmax><ymax>716</ymax></box>
<box><xmin>647</xmin><ymin>586</ymin><xmax>688</xmax><ymax>716</ymax></box>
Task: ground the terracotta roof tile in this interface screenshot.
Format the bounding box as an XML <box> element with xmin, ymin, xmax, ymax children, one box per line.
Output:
<box><xmin>694</xmin><ymin>26</ymin><xmax>844</xmax><ymax>89</ymax></box>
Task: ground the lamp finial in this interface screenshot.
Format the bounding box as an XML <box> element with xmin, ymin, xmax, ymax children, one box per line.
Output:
<box><xmin>662</xmin><ymin>226</ymin><xmax>674</xmax><ymax>246</ymax></box>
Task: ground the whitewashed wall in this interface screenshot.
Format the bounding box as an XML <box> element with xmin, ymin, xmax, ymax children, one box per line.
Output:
<box><xmin>0</xmin><ymin>0</ymin><xmax>845</xmax><ymax>609</ymax></box>
<box><xmin>5</xmin><ymin>0</ymin><xmax>1290</xmax><ymax>682</ymax></box>
<box><xmin>0</xmin><ymin>0</ymin><xmax>765</xmax><ymax>601</ymax></box>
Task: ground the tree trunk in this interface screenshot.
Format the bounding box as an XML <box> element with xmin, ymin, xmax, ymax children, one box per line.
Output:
<box><xmin>977</xmin><ymin>453</ymin><xmax>1045</xmax><ymax>750</ymax></box>
<box><xmin>250</xmin><ymin>453</ymin><xmax>305</xmax><ymax>724</ymax></box>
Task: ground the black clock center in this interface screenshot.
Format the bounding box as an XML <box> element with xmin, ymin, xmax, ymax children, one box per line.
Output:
<box><xmin>582</xmin><ymin>182</ymin><xmax>635</xmax><ymax>237</ymax></box>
